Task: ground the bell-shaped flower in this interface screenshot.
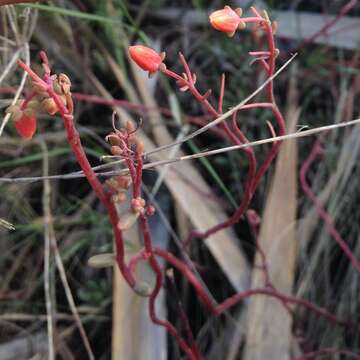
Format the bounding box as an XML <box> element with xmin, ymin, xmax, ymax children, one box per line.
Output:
<box><xmin>209</xmin><ymin>6</ymin><xmax>243</xmax><ymax>37</ymax></box>
<box><xmin>129</xmin><ymin>45</ymin><xmax>165</xmax><ymax>75</ymax></box>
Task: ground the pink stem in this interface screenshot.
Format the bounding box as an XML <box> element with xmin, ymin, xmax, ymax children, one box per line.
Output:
<box><xmin>20</xmin><ymin>91</ymin><xmax>36</xmax><ymax>111</ymax></box>
<box><xmin>17</xmin><ymin>58</ymin><xmax>136</xmax><ymax>287</ymax></box>
<box><xmin>127</xmin><ymin>147</ymin><xmax>200</xmax><ymax>359</ymax></box>
<box><xmin>138</xmin><ymin>215</ymin><xmax>200</xmax><ymax>360</ymax></box>
<box><xmin>296</xmin><ymin>0</ymin><xmax>357</xmax><ymax>50</ymax></box>
<box><xmin>131</xmin><ymin>247</ymin><xmax>359</xmax><ymax>330</ymax></box>
<box><xmin>299</xmin><ymin>140</ymin><xmax>360</xmax><ymax>273</ymax></box>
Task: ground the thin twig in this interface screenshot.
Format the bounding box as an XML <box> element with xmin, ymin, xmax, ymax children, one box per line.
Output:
<box><xmin>117</xmin><ymin>53</ymin><xmax>297</xmax><ymax>163</ymax></box>
<box><xmin>0</xmin><ymin>46</ymin><xmax>22</xmax><ymax>85</ymax></box>
<box><xmin>41</xmin><ymin>140</ymin><xmax>55</xmax><ymax>360</ymax></box>
<box><xmin>53</xmin><ymin>238</ymin><xmax>95</xmax><ymax>360</ymax></box>
<box><xmin>0</xmin><ymin>218</ymin><xmax>15</xmax><ymax>230</ymax></box>
<box><xmin>1</xmin><ymin>116</ymin><xmax>360</xmax><ymax>183</ymax></box>
<box><xmin>40</xmin><ymin>139</ymin><xmax>95</xmax><ymax>360</ymax></box>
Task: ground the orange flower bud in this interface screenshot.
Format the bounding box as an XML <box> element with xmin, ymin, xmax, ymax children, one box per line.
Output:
<box><xmin>209</xmin><ymin>6</ymin><xmax>241</xmax><ymax>36</ymax></box>
<box><xmin>14</xmin><ymin>114</ymin><xmax>37</xmax><ymax>140</ymax></box>
<box><xmin>146</xmin><ymin>205</ymin><xmax>156</xmax><ymax>217</ymax></box>
<box><xmin>131</xmin><ymin>197</ymin><xmax>146</xmax><ymax>213</ymax></box>
<box><xmin>129</xmin><ymin>45</ymin><xmax>164</xmax><ymax>74</ymax></box>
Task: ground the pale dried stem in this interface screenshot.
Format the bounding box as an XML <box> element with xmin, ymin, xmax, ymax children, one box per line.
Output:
<box><xmin>1</xmin><ymin>116</ymin><xmax>360</xmax><ymax>184</ymax></box>
<box><xmin>0</xmin><ymin>43</ymin><xmax>29</xmax><ymax>136</ymax></box>
<box><xmin>41</xmin><ymin>140</ymin><xmax>55</xmax><ymax>360</ymax></box>
<box><xmin>53</xmin><ymin>238</ymin><xmax>95</xmax><ymax>360</ymax></box>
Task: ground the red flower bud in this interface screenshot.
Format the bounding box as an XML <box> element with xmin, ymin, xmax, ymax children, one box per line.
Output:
<box><xmin>129</xmin><ymin>45</ymin><xmax>164</xmax><ymax>74</ymax></box>
<box><xmin>14</xmin><ymin>114</ymin><xmax>37</xmax><ymax>139</ymax></box>
<box><xmin>209</xmin><ymin>6</ymin><xmax>241</xmax><ymax>36</ymax></box>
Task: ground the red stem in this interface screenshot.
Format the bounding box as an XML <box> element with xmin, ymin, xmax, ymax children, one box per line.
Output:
<box><xmin>20</xmin><ymin>91</ymin><xmax>36</xmax><ymax>111</ymax></box>
<box><xmin>295</xmin><ymin>0</ymin><xmax>357</xmax><ymax>51</ymax></box>
<box><xmin>299</xmin><ymin>140</ymin><xmax>360</xmax><ymax>273</ymax></box>
<box><xmin>17</xmin><ymin>58</ymin><xmax>136</xmax><ymax>287</ymax></box>
<box><xmin>164</xmin><ymin>12</ymin><xmax>285</xmax><ymax>244</ymax></box>
<box><xmin>138</xmin><ymin>215</ymin><xmax>200</xmax><ymax>360</ymax></box>
<box><xmin>130</xmin><ymin>247</ymin><xmax>359</xmax><ymax>330</ymax></box>
<box><xmin>129</xmin><ymin>148</ymin><xmax>200</xmax><ymax>359</ymax></box>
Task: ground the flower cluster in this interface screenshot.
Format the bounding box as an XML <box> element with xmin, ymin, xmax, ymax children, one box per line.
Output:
<box><xmin>105</xmin><ymin>118</ymin><xmax>154</xmax><ymax>231</ymax></box>
<box><xmin>6</xmin><ymin>73</ymin><xmax>72</xmax><ymax>139</ymax></box>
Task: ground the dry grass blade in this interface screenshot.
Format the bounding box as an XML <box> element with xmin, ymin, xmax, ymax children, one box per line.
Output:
<box><xmin>53</xmin><ymin>238</ymin><xmax>95</xmax><ymax>360</ymax></box>
<box><xmin>0</xmin><ymin>218</ymin><xmax>15</xmax><ymax>230</ymax></box>
<box><xmin>296</xmin><ymin>78</ymin><xmax>360</xmax><ymax>299</ymax></box>
<box><xmin>0</xmin><ymin>42</ymin><xmax>29</xmax><ymax>137</ymax></box>
<box><xmin>244</xmin><ymin>65</ymin><xmax>299</xmax><ymax>360</ymax></box>
<box><xmin>40</xmin><ymin>141</ymin><xmax>95</xmax><ymax>360</ymax></box>
<box><xmin>112</xmin><ymin>223</ymin><xmax>167</xmax><ymax>360</ymax></box>
<box><xmin>1</xmin><ymin>116</ymin><xmax>360</xmax><ymax>184</ymax></box>
<box><xmin>41</xmin><ymin>141</ymin><xmax>55</xmax><ymax>360</ymax></box>
<box><xmin>41</xmin><ymin>139</ymin><xmax>95</xmax><ymax>359</ymax></box>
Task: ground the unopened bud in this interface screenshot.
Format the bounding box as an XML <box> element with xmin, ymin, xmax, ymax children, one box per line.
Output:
<box><xmin>209</xmin><ymin>6</ymin><xmax>242</xmax><ymax>36</ymax></box>
<box><xmin>129</xmin><ymin>45</ymin><xmax>164</xmax><ymax>75</ymax></box>
<box><xmin>146</xmin><ymin>205</ymin><xmax>156</xmax><ymax>217</ymax></box>
<box><xmin>131</xmin><ymin>197</ymin><xmax>146</xmax><ymax>213</ymax></box>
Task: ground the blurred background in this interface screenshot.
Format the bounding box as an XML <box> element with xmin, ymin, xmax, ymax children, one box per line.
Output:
<box><xmin>0</xmin><ymin>0</ymin><xmax>360</xmax><ymax>359</ymax></box>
